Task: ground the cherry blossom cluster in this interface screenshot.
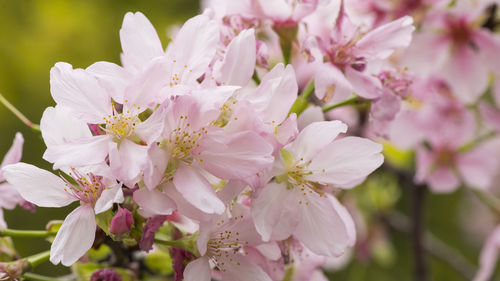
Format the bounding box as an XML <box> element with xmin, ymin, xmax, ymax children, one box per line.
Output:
<box><xmin>0</xmin><ymin>0</ymin><xmax>499</xmax><ymax>280</ymax></box>
<box><xmin>0</xmin><ymin>6</ymin><xmax>388</xmax><ymax>280</ymax></box>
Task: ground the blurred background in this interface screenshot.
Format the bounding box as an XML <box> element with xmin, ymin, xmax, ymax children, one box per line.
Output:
<box><xmin>0</xmin><ymin>0</ymin><xmax>493</xmax><ymax>280</ymax></box>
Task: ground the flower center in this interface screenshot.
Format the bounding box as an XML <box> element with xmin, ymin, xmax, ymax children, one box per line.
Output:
<box><xmin>101</xmin><ymin>103</ymin><xmax>142</xmax><ymax>142</ymax></box>
<box><xmin>206</xmin><ymin>218</ymin><xmax>249</xmax><ymax>272</ymax></box>
<box><xmin>164</xmin><ymin>115</ymin><xmax>208</xmax><ymax>162</ymax></box>
<box><xmin>62</xmin><ymin>169</ymin><xmax>105</xmax><ymax>205</ymax></box>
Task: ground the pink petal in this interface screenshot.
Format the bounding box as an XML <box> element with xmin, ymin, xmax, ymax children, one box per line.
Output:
<box><xmin>50</xmin><ymin>204</ymin><xmax>96</xmax><ymax>266</ymax></box>
<box><xmin>134</xmin><ymin>188</ymin><xmax>177</xmax><ymax>216</ymax></box>
<box><xmin>427</xmin><ymin>167</ymin><xmax>460</xmax><ymax>193</ymax></box>
<box><xmin>256</xmin><ymin>64</ymin><xmax>298</xmax><ymax>124</ymax></box>
<box><xmin>295</xmin><ymin>193</ymin><xmax>356</xmax><ymax>257</ymax></box>
<box><xmin>274</xmin><ymin>113</ymin><xmax>299</xmax><ymax>148</ymax></box>
<box><xmin>255</xmin><ymin>242</ymin><xmax>282</xmax><ymax>261</ymax></box>
<box><xmin>197</xmin><ymin>131</ymin><xmax>274</xmax><ymax>181</ymax></box>
<box><xmin>2</xmin><ymin>163</ymin><xmax>76</xmax><ymax>207</ymax></box>
<box><xmin>0</xmin><ymin>132</ymin><xmax>23</xmax><ymax>170</ymax></box>
<box><xmin>297</xmin><ymin>106</ymin><xmax>325</xmax><ymax>131</ymax></box>
<box><xmin>40</xmin><ymin>106</ymin><xmax>92</xmax><ymax>149</ymax></box>
<box><xmin>441</xmin><ymin>46</ymin><xmax>489</xmax><ymax>104</ymax></box>
<box><xmin>307</xmin><ymin>136</ymin><xmax>383</xmax><ymax>187</ymax></box>
<box><xmin>173</xmin><ymin>166</ymin><xmax>225</xmax><ymax>214</ymax></box>
<box><xmin>43</xmin><ymin>135</ymin><xmax>109</xmax><ymax>170</ymax></box>
<box><xmin>252</xmin><ymin>182</ymin><xmax>300</xmax><ymax>241</ymax></box>
<box><xmin>0</xmin><ymin>209</ymin><xmax>6</xmax><ymax>229</ymax></box>
<box><xmin>356</xmin><ymin>16</ymin><xmax>415</xmax><ymax>59</ymax></box>
<box><xmin>256</xmin><ymin>0</ymin><xmax>293</xmax><ymax>21</ymax></box>
<box><xmin>168</xmin><ymin>14</ymin><xmax>219</xmax><ymax>84</ymax></box>
<box><xmin>143</xmin><ymin>145</ymin><xmax>169</xmax><ymax>190</ymax></box>
<box><xmin>457</xmin><ymin>145</ymin><xmax>498</xmax><ymax>190</ymax></box>
<box><xmin>163</xmin><ymin>184</ymin><xmax>213</xmax><ymax>222</ymax></box>
<box><xmin>108</xmin><ymin>139</ymin><xmax>148</xmax><ymax>186</ymax></box>
<box><xmin>215</xmin><ymin>28</ymin><xmax>256</xmax><ymax>86</ymax></box>
<box><xmin>50</xmin><ymin>62</ymin><xmax>112</xmax><ymax>123</ymax></box>
<box><xmin>184</xmin><ymin>257</ymin><xmax>211</xmax><ymax>281</ymax></box>
<box><xmin>314</xmin><ymin>63</ymin><xmax>353</xmax><ymax>103</ymax></box>
<box><xmin>220</xmin><ymin>254</ymin><xmax>272</xmax><ymax>281</ymax></box>
<box><xmin>473</xmin><ymin>226</ymin><xmax>500</xmax><ymax>281</ymax></box>
<box><xmin>0</xmin><ymin>183</ymin><xmax>24</xmax><ymax>210</ymax></box>
<box><xmin>345</xmin><ymin>67</ymin><xmax>382</xmax><ymax>99</ymax></box>
<box><xmin>120</xmin><ymin>12</ymin><xmax>164</xmax><ymax>71</ymax></box>
<box><xmin>286</xmin><ymin>121</ymin><xmax>348</xmax><ymax>162</ymax></box>
<box><xmin>479</xmin><ymin>102</ymin><xmax>500</xmax><ymax>132</ymax></box>
<box><xmin>94</xmin><ymin>184</ymin><xmax>124</xmax><ymax>214</ymax></box>
<box><xmin>86</xmin><ymin>61</ymin><xmax>132</xmax><ymax>104</ymax></box>
<box><xmin>134</xmin><ymin>100</ymin><xmax>168</xmax><ymax>144</ymax></box>
<box><xmin>125</xmin><ymin>57</ymin><xmax>170</xmax><ymax>108</ymax></box>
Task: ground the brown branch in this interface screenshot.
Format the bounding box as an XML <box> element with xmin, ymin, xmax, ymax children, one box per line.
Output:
<box><xmin>387</xmin><ymin>211</ymin><xmax>476</xmax><ymax>280</ymax></box>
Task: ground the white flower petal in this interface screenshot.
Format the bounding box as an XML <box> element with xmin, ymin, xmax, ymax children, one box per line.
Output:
<box><xmin>50</xmin><ymin>204</ymin><xmax>96</xmax><ymax>266</ymax></box>
<box><xmin>2</xmin><ymin>163</ymin><xmax>76</xmax><ymax>207</ymax></box>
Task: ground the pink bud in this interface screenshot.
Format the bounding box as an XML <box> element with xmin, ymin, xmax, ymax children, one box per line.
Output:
<box><xmin>110</xmin><ymin>208</ymin><xmax>133</xmax><ymax>236</ymax></box>
<box><xmin>90</xmin><ymin>269</ymin><xmax>122</xmax><ymax>281</ymax></box>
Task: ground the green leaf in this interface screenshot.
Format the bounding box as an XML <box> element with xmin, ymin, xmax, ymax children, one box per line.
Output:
<box><xmin>144</xmin><ymin>250</ymin><xmax>173</xmax><ymax>275</ymax></box>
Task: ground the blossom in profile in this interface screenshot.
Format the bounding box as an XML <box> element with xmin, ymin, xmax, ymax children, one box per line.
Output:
<box><xmin>2</xmin><ymin>164</ymin><xmax>123</xmax><ymax>265</ymax></box>
<box><xmin>0</xmin><ymin>133</ymin><xmax>30</xmax><ymax>229</ymax></box>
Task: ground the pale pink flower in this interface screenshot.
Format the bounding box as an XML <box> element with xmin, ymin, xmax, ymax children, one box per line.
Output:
<box><xmin>474</xmin><ymin>226</ymin><xmax>500</xmax><ymax>281</ymax></box>
<box><xmin>44</xmin><ymin>66</ymin><xmax>168</xmax><ymax>186</ymax></box>
<box><xmin>415</xmin><ymin>135</ymin><xmax>499</xmax><ymax>193</ymax></box>
<box><xmin>203</xmin><ymin>0</ymin><xmax>323</xmax><ymax>26</ymax></box>
<box><xmin>184</xmin><ymin>204</ymin><xmax>272</xmax><ymax>281</ymax></box>
<box><xmin>307</xmin><ymin>3</ymin><xmax>414</xmax><ymax>104</ymax></box>
<box><xmin>2</xmin><ymin>164</ymin><xmax>123</xmax><ymax>265</ymax></box>
<box><xmin>252</xmin><ymin>121</ymin><xmax>383</xmax><ymax>256</ymax></box>
<box><xmin>402</xmin><ymin>7</ymin><xmax>500</xmax><ymax>104</ymax></box>
<box><xmin>388</xmin><ymin>78</ymin><xmax>474</xmax><ymax>149</ymax></box>
<box><xmin>137</xmin><ymin>95</ymin><xmax>274</xmax><ymax>219</ymax></box>
<box><xmin>226</xmin><ymin>63</ymin><xmax>299</xmax><ymax>151</ymax></box>
<box><xmin>0</xmin><ymin>133</ymin><xmax>26</xmax><ymax>229</ymax></box>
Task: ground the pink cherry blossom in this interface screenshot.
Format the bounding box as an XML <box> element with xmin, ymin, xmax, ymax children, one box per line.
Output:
<box><xmin>306</xmin><ymin>2</ymin><xmax>414</xmax><ymax>104</ymax></box>
<box><xmin>184</xmin><ymin>204</ymin><xmax>272</xmax><ymax>281</ymax></box>
<box><xmin>2</xmin><ymin>163</ymin><xmax>123</xmax><ymax>265</ymax></box>
<box><xmin>402</xmin><ymin>7</ymin><xmax>500</xmax><ymax>104</ymax></box>
<box><xmin>0</xmin><ymin>133</ymin><xmax>27</xmax><ymax>229</ymax></box>
<box><xmin>252</xmin><ymin>121</ymin><xmax>383</xmax><ymax>256</ymax></box>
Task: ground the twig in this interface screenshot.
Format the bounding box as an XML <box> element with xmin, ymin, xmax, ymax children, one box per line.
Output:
<box><xmin>22</xmin><ymin>272</ymin><xmax>66</xmax><ymax>281</ymax></box>
<box><xmin>412</xmin><ymin>183</ymin><xmax>428</xmax><ymax>281</ymax></box>
<box><xmin>387</xmin><ymin>211</ymin><xmax>476</xmax><ymax>280</ymax></box>
<box><xmin>0</xmin><ymin>92</ymin><xmax>40</xmax><ymax>132</ymax></box>
<box><xmin>0</xmin><ymin>229</ymin><xmax>57</xmax><ymax>238</ymax></box>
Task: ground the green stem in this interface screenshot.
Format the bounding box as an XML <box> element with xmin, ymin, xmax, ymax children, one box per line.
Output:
<box><xmin>27</xmin><ymin>251</ymin><xmax>51</xmax><ymax>269</ymax></box>
<box><xmin>458</xmin><ymin>131</ymin><xmax>497</xmax><ymax>153</ymax></box>
<box><xmin>322</xmin><ymin>96</ymin><xmax>358</xmax><ymax>113</ymax></box>
<box><xmin>154</xmin><ymin>238</ymin><xmax>186</xmax><ymax>248</ymax></box>
<box><xmin>289</xmin><ymin>80</ymin><xmax>314</xmax><ymax>116</ymax></box>
<box><xmin>22</xmin><ymin>272</ymin><xmax>63</xmax><ymax>281</ymax></box>
<box><xmin>472</xmin><ymin>189</ymin><xmax>500</xmax><ymax>216</ymax></box>
<box><xmin>0</xmin><ymin>92</ymin><xmax>40</xmax><ymax>132</ymax></box>
<box><xmin>0</xmin><ymin>229</ymin><xmax>57</xmax><ymax>238</ymax></box>
<box><xmin>252</xmin><ymin>71</ymin><xmax>261</xmax><ymax>85</ymax></box>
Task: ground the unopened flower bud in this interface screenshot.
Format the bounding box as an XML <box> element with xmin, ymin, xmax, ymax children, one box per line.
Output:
<box><xmin>110</xmin><ymin>208</ymin><xmax>133</xmax><ymax>236</ymax></box>
<box><xmin>90</xmin><ymin>269</ymin><xmax>122</xmax><ymax>281</ymax></box>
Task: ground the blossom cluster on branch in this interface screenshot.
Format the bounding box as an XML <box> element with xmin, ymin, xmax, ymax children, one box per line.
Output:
<box><xmin>0</xmin><ymin>0</ymin><xmax>500</xmax><ymax>280</ymax></box>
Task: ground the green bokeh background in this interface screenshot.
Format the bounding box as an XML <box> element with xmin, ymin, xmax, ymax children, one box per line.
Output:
<box><xmin>0</xmin><ymin>1</ymin><xmax>494</xmax><ymax>280</ymax></box>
